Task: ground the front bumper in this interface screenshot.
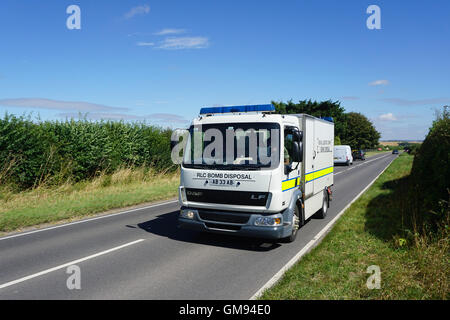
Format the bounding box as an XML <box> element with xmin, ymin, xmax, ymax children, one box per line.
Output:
<box><xmin>177</xmin><ymin>207</ymin><xmax>293</xmax><ymax>240</ymax></box>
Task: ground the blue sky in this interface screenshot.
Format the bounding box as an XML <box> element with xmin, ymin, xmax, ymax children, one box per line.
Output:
<box><xmin>0</xmin><ymin>0</ymin><xmax>449</xmax><ymax>140</ymax></box>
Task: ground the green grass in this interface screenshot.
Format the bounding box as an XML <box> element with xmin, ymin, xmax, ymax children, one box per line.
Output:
<box><xmin>261</xmin><ymin>154</ymin><xmax>449</xmax><ymax>300</ymax></box>
<box><xmin>0</xmin><ymin>168</ymin><xmax>179</xmax><ymax>234</ymax></box>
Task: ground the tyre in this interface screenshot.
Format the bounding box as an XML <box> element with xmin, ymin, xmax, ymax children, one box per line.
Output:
<box><xmin>316</xmin><ymin>190</ymin><xmax>329</xmax><ymax>219</ymax></box>
<box><xmin>283</xmin><ymin>203</ymin><xmax>304</xmax><ymax>243</ymax></box>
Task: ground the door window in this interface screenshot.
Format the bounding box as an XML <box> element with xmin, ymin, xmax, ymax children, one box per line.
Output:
<box><xmin>284</xmin><ymin>129</ymin><xmax>294</xmax><ymax>165</ymax></box>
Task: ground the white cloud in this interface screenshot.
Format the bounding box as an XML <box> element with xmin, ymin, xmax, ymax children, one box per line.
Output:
<box><xmin>156</xmin><ymin>37</ymin><xmax>209</xmax><ymax>50</ymax></box>
<box><xmin>0</xmin><ymin>98</ymin><xmax>128</xmax><ymax>112</ymax></box>
<box><xmin>124</xmin><ymin>5</ymin><xmax>150</xmax><ymax>19</ymax></box>
<box><xmin>369</xmin><ymin>79</ymin><xmax>389</xmax><ymax>86</ymax></box>
<box><xmin>378</xmin><ymin>113</ymin><xmax>397</xmax><ymax>121</ymax></box>
<box><xmin>137</xmin><ymin>42</ymin><xmax>155</xmax><ymax>46</ymax></box>
<box><xmin>58</xmin><ymin>112</ymin><xmax>141</xmax><ymax>120</ymax></box>
<box><xmin>57</xmin><ymin>112</ymin><xmax>189</xmax><ymax>124</ymax></box>
<box><xmin>154</xmin><ymin>28</ymin><xmax>187</xmax><ymax>36</ymax></box>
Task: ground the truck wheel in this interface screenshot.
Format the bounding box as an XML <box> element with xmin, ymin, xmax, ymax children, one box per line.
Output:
<box><xmin>283</xmin><ymin>204</ymin><xmax>304</xmax><ymax>243</ymax></box>
<box><xmin>317</xmin><ymin>190</ymin><xmax>329</xmax><ymax>219</ymax></box>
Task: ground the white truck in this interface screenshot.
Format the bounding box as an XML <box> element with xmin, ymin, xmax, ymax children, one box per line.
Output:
<box><xmin>175</xmin><ymin>104</ymin><xmax>334</xmax><ymax>242</ymax></box>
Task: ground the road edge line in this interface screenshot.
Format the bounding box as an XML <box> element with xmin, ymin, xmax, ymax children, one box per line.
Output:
<box><xmin>249</xmin><ymin>155</ymin><xmax>396</xmax><ymax>300</ymax></box>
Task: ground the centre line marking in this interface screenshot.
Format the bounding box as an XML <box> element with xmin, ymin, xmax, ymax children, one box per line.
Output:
<box><xmin>0</xmin><ymin>239</ymin><xmax>145</xmax><ymax>290</ymax></box>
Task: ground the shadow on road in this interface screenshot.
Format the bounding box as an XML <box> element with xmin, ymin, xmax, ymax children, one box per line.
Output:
<box><xmin>134</xmin><ymin>211</ymin><xmax>282</xmax><ymax>252</ymax></box>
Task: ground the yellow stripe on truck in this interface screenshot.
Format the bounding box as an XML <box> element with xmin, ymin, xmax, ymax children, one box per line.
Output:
<box><xmin>305</xmin><ymin>166</ymin><xmax>333</xmax><ymax>183</ymax></box>
<box><xmin>281</xmin><ymin>178</ymin><xmax>297</xmax><ymax>191</ymax></box>
<box><xmin>282</xmin><ymin>167</ymin><xmax>333</xmax><ymax>191</ymax></box>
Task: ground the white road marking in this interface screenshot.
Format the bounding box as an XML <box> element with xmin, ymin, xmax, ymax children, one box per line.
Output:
<box><xmin>0</xmin><ymin>200</ymin><xmax>178</xmax><ymax>241</ymax></box>
<box><xmin>0</xmin><ymin>239</ymin><xmax>145</xmax><ymax>290</ymax></box>
<box><xmin>250</xmin><ymin>154</ymin><xmax>395</xmax><ymax>300</ymax></box>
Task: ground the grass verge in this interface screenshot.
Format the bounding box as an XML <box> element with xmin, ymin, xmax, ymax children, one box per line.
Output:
<box><xmin>261</xmin><ymin>154</ymin><xmax>448</xmax><ymax>299</ymax></box>
<box><xmin>0</xmin><ymin>167</ymin><xmax>179</xmax><ymax>234</ymax></box>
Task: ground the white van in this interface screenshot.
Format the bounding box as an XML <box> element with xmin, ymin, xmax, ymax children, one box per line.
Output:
<box><xmin>334</xmin><ymin>145</ymin><xmax>353</xmax><ymax>166</ymax></box>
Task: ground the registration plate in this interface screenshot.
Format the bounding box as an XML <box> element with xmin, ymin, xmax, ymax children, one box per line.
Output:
<box><xmin>209</xmin><ymin>179</ymin><xmax>235</xmax><ymax>186</ymax></box>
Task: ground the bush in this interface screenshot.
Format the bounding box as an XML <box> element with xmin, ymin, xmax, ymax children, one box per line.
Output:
<box><xmin>0</xmin><ymin>114</ymin><xmax>176</xmax><ymax>190</ymax></box>
<box><xmin>410</xmin><ymin>107</ymin><xmax>450</xmax><ymax>231</ymax></box>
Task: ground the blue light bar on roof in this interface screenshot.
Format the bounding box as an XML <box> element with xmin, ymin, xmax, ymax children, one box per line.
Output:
<box><xmin>321</xmin><ymin>117</ymin><xmax>334</xmax><ymax>123</ymax></box>
<box><xmin>200</xmin><ymin>104</ymin><xmax>275</xmax><ymax>115</ymax></box>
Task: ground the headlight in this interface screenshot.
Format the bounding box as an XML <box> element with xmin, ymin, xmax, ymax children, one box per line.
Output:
<box><xmin>180</xmin><ymin>209</ymin><xmax>197</xmax><ymax>219</ymax></box>
<box><xmin>254</xmin><ymin>216</ymin><xmax>282</xmax><ymax>226</ymax></box>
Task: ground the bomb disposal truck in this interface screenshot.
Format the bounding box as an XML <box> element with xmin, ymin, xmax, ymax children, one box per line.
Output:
<box><xmin>176</xmin><ymin>104</ymin><xmax>334</xmax><ymax>242</ymax></box>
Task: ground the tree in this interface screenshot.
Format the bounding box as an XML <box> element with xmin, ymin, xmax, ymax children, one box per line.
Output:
<box><xmin>341</xmin><ymin>112</ymin><xmax>380</xmax><ymax>149</ymax></box>
<box><xmin>334</xmin><ymin>136</ymin><xmax>341</xmax><ymax>145</ymax></box>
<box><xmin>272</xmin><ymin>99</ymin><xmax>348</xmax><ymax>142</ymax></box>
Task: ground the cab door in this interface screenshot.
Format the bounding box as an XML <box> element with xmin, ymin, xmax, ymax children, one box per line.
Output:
<box><xmin>282</xmin><ymin>126</ymin><xmax>301</xmax><ymax>204</ymax></box>
<box><xmin>303</xmin><ymin>118</ymin><xmax>315</xmax><ymax>198</ymax></box>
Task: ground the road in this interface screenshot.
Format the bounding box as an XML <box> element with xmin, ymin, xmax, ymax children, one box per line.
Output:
<box><xmin>0</xmin><ymin>153</ymin><xmax>396</xmax><ymax>300</ymax></box>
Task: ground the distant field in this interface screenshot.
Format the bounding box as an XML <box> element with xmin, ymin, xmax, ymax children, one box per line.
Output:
<box><xmin>380</xmin><ymin>141</ymin><xmax>400</xmax><ymax>146</ymax></box>
<box><xmin>380</xmin><ymin>141</ymin><xmax>423</xmax><ymax>146</ymax></box>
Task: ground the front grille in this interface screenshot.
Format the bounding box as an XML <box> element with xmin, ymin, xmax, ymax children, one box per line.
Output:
<box><xmin>186</xmin><ymin>188</ymin><xmax>269</xmax><ymax>206</ymax></box>
<box><xmin>204</xmin><ymin>222</ymin><xmax>242</xmax><ymax>231</ymax></box>
<box><xmin>198</xmin><ymin>211</ymin><xmax>250</xmax><ymax>224</ymax></box>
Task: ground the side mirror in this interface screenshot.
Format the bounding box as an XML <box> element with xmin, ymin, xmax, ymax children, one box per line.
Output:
<box><xmin>292</xmin><ymin>141</ymin><xmax>303</xmax><ymax>162</ymax></box>
<box><xmin>293</xmin><ymin>130</ymin><xmax>303</xmax><ymax>142</ymax></box>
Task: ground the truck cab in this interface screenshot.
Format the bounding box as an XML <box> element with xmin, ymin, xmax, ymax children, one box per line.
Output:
<box><xmin>175</xmin><ymin>105</ymin><xmax>334</xmax><ymax>242</ymax></box>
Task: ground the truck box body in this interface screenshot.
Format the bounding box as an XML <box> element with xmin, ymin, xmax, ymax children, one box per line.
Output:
<box><xmin>177</xmin><ymin>106</ymin><xmax>334</xmax><ymax>240</ymax></box>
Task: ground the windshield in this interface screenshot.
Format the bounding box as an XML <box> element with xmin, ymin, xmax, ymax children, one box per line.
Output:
<box><xmin>182</xmin><ymin>122</ymin><xmax>280</xmax><ymax>170</ymax></box>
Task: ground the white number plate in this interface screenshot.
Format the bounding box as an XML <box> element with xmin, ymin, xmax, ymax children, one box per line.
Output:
<box><xmin>209</xmin><ymin>179</ymin><xmax>235</xmax><ymax>186</ymax></box>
